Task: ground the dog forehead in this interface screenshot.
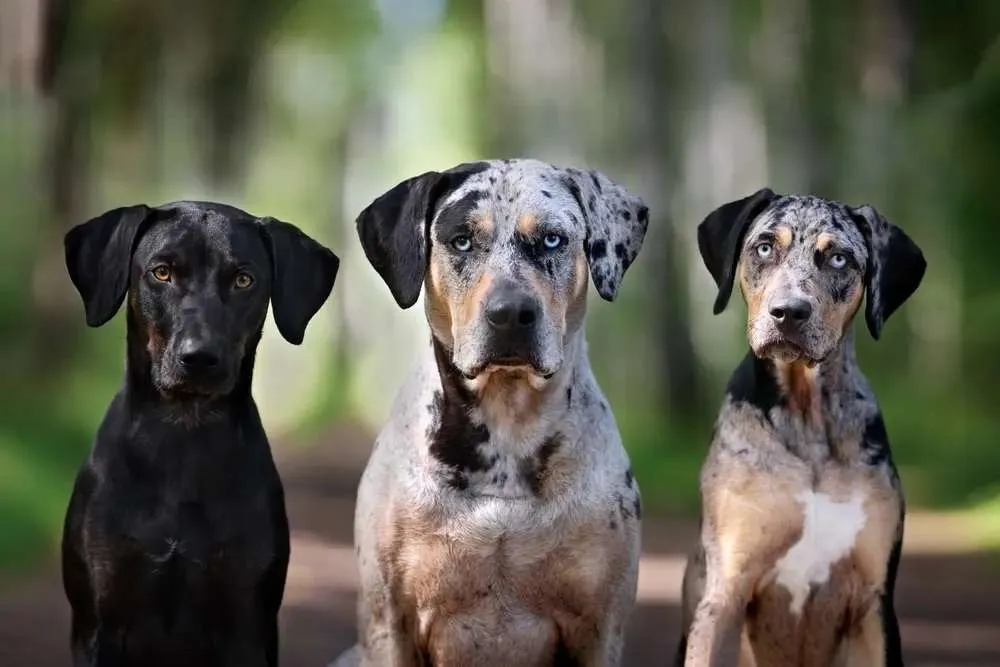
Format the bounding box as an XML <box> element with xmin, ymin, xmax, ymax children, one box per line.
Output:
<box><xmin>435</xmin><ymin>159</ymin><xmax>579</xmax><ymax>231</ymax></box>
<box><xmin>136</xmin><ymin>204</ymin><xmax>267</xmax><ymax>265</ymax></box>
<box><xmin>749</xmin><ymin>196</ymin><xmax>867</xmax><ymax>254</ymax></box>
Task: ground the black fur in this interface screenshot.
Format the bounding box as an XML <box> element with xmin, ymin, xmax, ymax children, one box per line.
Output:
<box><xmin>61</xmin><ymin>201</ymin><xmax>338</xmax><ymax>667</ymax></box>
<box><xmin>850</xmin><ymin>205</ymin><xmax>927</xmax><ymax>340</ymax></box>
<box><xmin>725</xmin><ymin>352</ymin><xmax>782</xmax><ymax>420</ymax></box>
<box><xmin>427</xmin><ymin>337</ymin><xmax>492</xmax><ymax>490</ymax></box>
<box><xmin>356</xmin><ymin>162</ymin><xmax>490</xmax><ymax>309</ymax></box>
<box><xmin>696</xmin><ymin>188</ymin><xmax>778</xmax><ymax>314</ymax></box>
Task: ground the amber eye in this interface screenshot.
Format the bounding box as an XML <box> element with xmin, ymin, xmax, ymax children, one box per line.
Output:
<box><xmin>234</xmin><ymin>271</ymin><xmax>254</xmax><ymax>289</ymax></box>
<box><xmin>151</xmin><ymin>265</ymin><xmax>171</xmax><ymax>282</ymax></box>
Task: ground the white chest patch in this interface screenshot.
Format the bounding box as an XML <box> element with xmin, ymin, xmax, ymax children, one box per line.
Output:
<box><xmin>772</xmin><ymin>491</ymin><xmax>867</xmax><ymax>615</ymax></box>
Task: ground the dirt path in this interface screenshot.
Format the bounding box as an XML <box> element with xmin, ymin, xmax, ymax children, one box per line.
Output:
<box><xmin>2</xmin><ymin>424</ymin><xmax>999</xmax><ymax>666</ymax></box>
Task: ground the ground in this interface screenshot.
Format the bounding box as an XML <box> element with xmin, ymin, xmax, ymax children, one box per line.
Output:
<box><xmin>1</xmin><ymin>423</ymin><xmax>998</xmax><ymax>666</ymax></box>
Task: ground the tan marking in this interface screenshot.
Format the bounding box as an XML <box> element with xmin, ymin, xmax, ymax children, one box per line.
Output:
<box><xmin>565</xmin><ymin>251</ymin><xmax>589</xmax><ymax>333</ymax></box>
<box><xmin>455</xmin><ymin>270</ymin><xmax>493</xmax><ymax>333</ymax></box>
<box><xmin>424</xmin><ymin>259</ymin><xmax>454</xmax><ymax>347</ymax></box>
<box><xmin>776</xmin><ymin>361</ymin><xmax>820</xmax><ymax>420</ymax></box>
<box><xmin>815</xmin><ymin>232</ymin><xmax>834</xmax><ymax>253</ymax></box>
<box><xmin>474</xmin><ymin>369</ymin><xmax>551</xmax><ymax>434</ymax></box>
<box><xmin>517</xmin><ymin>213</ymin><xmax>538</xmax><ymax>236</ymax></box>
<box><xmin>475</xmin><ymin>213</ymin><xmax>494</xmax><ymax>236</ymax></box>
<box><xmin>775</xmin><ymin>226</ymin><xmax>792</xmax><ymax>249</ymax></box>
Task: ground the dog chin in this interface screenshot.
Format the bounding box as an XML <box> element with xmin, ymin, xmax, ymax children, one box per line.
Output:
<box><xmin>154</xmin><ymin>370</ymin><xmax>234</xmax><ymax>399</ymax></box>
<box><xmin>753</xmin><ymin>335</ymin><xmax>820</xmax><ymax>366</ymax></box>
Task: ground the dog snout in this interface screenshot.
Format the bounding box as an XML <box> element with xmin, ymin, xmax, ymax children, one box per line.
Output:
<box><xmin>484</xmin><ymin>290</ymin><xmax>540</xmax><ymax>332</ymax></box>
<box><xmin>178</xmin><ymin>338</ymin><xmax>222</xmax><ymax>370</ymax></box>
<box><xmin>768</xmin><ymin>297</ymin><xmax>813</xmax><ymax>328</ymax></box>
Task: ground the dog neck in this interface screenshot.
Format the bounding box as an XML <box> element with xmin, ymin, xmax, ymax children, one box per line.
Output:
<box><xmin>433</xmin><ymin>330</ymin><xmax>583</xmax><ymax>425</ymax></box>
<box><xmin>741</xmin><ymin>328</ymin><xmax>860</xmax><ymax>433</ymax></box>
<box><xmin>123</xmin><ymin>314</ymin><xmax>260</xmax><ymax>429</ymax></box>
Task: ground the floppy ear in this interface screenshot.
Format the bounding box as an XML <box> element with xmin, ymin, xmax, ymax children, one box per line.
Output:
<box><xmin>64</xmin><ymin>205</ymin><xmax>152</xmax><ymax>327</ymax></box>
<box><xmin>259</xmin><ymin>217</ymin><xmax>341</xmax><ymax>345</ymax></box>
<box><xmin>562</xmin><ymin>168</ymin><xmax>649</xmax><ymax>301</ymax></box>
<box><xmin>850</xmin><ymin>205</ymin><xmax>926</xmax><ymax>340</ymax></box>
<box><xmin>696</xmin><ymin>188</ymin><xmax>777</xmax><ymax>315</ymax></box>
<box><xmin>356</xmin><ymin>162</ymin><xmax>490</xmax><ymax>309</ymax></box>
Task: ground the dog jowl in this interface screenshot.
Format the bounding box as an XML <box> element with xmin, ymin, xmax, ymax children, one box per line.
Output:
<box><xmin>61</xmin><ymin>201</ymin><xmax>338</xmax><ymax>667</ymax></box>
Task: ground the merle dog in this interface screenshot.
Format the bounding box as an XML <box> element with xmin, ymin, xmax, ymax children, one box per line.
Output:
<box><xmin>61</xmin><ymin>201</ymin><xmax>339</xmax><ymax>667</ymax></box>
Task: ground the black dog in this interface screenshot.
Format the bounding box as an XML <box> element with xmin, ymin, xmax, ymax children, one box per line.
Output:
<box><xmin>61</xmin><ymin>201</ymin><xmax>339</xmax><ymax>667</ymax></box>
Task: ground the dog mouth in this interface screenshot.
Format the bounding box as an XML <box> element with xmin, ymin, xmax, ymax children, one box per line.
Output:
<box><xmin>463</xmin><ymin>357</ymin><xmax>556</xmax><ymax>381</ymax></box>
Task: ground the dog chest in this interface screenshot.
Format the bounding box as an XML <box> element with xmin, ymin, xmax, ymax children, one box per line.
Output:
<box><xmin>390</xmin><ymin>501</ymin><xmax>623</xmax><ymax>660</ymax></box>
<box><xmin>769</xmin><ymin>490</ymin><xmax>866</xmax><ymax>614</ymax></box>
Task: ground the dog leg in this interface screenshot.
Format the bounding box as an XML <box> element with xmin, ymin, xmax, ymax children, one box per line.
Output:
<box><xmin>841</xmin><ymin>602</ymin><xmax>903</xmax><ymax>667</ymax></box>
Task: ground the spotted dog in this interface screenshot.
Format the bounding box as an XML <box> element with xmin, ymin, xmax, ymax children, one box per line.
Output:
<box><xmin>332</xmin><ymin>159</ymin><xmax>648</xmax><ymax>667</ymax></box>
<box><xmin>677</xmin><ymin>190</ymin><xmax>926</xmax><ymax>667</ymax></box>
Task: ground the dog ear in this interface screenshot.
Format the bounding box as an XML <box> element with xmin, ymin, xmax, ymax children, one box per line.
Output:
<box><xmin>561</xmin><ymin>169</ymin><xmax>649</xmax><ymax>301</ymax></box>
<box><xmin>259</xmin><ymin>218</ymin><xmax>341</xmax><ymax>345</ymax></box>
<box><xmin>64</xmin><ymin>205</ymin><xmax>153</xmax><ymax>327</ymax></box>
<box><xmin>697</xmin><ymin>188</ymin><xmax>777</xmax><ymax>315</ymax></box>
<box><xmin>850</xmin><ymin>205</ymin><xmax>926</xmax><ymax>340</ymax></box>
<box><xmin>356</xmin><ymin>162</ymin><xmax>490</xmax><ymax>309</ymax></box>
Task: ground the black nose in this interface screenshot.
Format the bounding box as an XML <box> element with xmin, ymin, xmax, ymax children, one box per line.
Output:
<box><xmin>769</xmin><ymin>298</ymin><xmax>813</xmax><ymax>324</ymax></box>
<box><xmin>178</xmin><ymin>340</ymin><xmax>221</xmax><ymax>369</ymax></box>
<box><xmin>484</xmin><ymin>292</ymin><xmax>540</xmax><ymax>331</ymax></box>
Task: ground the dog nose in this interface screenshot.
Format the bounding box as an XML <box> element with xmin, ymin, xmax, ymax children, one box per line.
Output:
<box><xmin>484</xmin><ymin>292</ymin><xmax>540</xmax><ymax>331</ymax></box>
<box><xmin>769</xmin><ymin>298</ymin><xmax>813</xmax><ymax>325</ymax></box>
<box><xmin>178</xmin><ymin>340</ymin><xmax>221</xmax><ymax>369</ymax></box>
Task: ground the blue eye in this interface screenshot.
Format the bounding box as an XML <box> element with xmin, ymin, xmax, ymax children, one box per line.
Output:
<box><xmin>756</xmin><ymin>242</ymin><xmax>773</xmax><ymax>259</ymax></box>
<box><xmin>542</xmin><ymin>233</ymin><xmax>564</xmax><ymax>250</ymax></box>
<box><xmin>829</xmin><ymin>253</ymin><xmax>848</xmax><ymax>269</ymax></box>
<box><xmin>451</xmin><ymin>235</ymin><xmax>473</xmax><ymax>252</ymax></box>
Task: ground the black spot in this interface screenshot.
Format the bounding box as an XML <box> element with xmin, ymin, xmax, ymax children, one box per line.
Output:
<box><xmin>566</xmin><ymin>386</ymin><xmax>573</xmax><ymax>405</ymax></box>
<box><xmin>614</xmin><ymin>243</ymin><xmax>627</xmax><ymax>261</ymax></box>
<box><xmin>831</xmin><ymin>279</ymin><xmax>852</xmax><ymax>303</ymax></box>
<box><xmin>855</xmin><ymin>391</ymin><xmax>865</xmax><ymax>399</ymax></box>
<box><xmin>428</xmin><ymin>338</ymin><xmax>493</xmax><ymax>489</ymax></box>
<box><xmin>587</xmin><ymin>194</ymin><xmax>597</xmax><ymax>213</ymax></box>
<box><xmin>861</xmin><ymin>411</ymin><xmax>891</xmax><ymax>466</ymax></box>
<box><xmin>588</xmin><ymin>239</ymin><xmax>607</xmax><ymax>260</ymax></box>
<box><xmin>621</xmin><ymin>209</ymin><xmax>631</xmax><ymax>221</ymax></box>
<box><xmin>600</xmin><ymin>401</ymin><xmax>608</xmax><ymax>412</ymax></box>
<box><xmin>544</xmin><ymin>260</ymin><xmax>555</xmax><ymax>277</ymax></box>
<box><xmin>541</xmin><ymin>189</ymin><xmax>552</xmax><ymax>198</ymax></box>
<box><xmin>553</xmin><ymin>640</ymin><xmax>581</xmax><ymax>667</ymax></box>
<box><xmin>519</xmin><ymin>433</ymin><xmax>564</xmax><ymax>495</ymax></box>
<box><xmin>633</xmin><ymin>495</ymin><xmax>642</xmax><ymax>520</ymax></box>
<box><xmin>625</xmin><ymin>468</ymin><xmax>634</xmax><ymax>488</ymax></box>
<box><xmin>589</xmin><ymin>171</ymin><xmax>603</xmax><ymax>192</ymax></box>
<box><xmin>726</xmin><ymin>352</ymin><xmax>781</xmax><ymax>422</ymax></box>
<box><xmin>637</xmin><ymin>206</ymin><xmax>649</xmax><ymax>224</ymax></box>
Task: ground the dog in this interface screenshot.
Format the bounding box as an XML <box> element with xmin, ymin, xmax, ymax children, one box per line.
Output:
<box><xmin>676</xmin><ymin>190</ymin><xmax>926</xmax><ymax>666</ymax></box>
<box><xmin>61</xmin><ymin>201</ymin><xmax>339</xmax><ymax>667</ymax></box>
<box><xmin>331</xmin><ymin>159</ymin><xmax>649</xmax><ymax>666</ymax></box>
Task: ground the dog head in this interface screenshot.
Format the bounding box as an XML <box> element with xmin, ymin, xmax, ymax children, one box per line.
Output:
<box><xmin>65</xmin><ymin>202</ymin><xmax>339</xmax><ymax>397</ymax></box>
<box><xmin>698</xmin><ymin>189</ymin><xmax>926</xmax><ymax>363</ymax></box>
<box><xmin>357</xmin><ymin>159</ymin><xmax>648</xmax><ymax>381</ymax></box>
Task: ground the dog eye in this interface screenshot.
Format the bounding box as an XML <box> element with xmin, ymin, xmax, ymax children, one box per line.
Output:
<box><xmin>542</xmin><ymin>233</ymin><xmax>564</xmax><ymax>250</ymax></box>
<box><xmin>829</xmin><ymin>253</ymin><xmax>848</xmax><ymax>269</ymax></box>
<box><xmin>234</xmin><ymin>271</ymin><xmax>254</xmax><ymax>289</ymax></box>
<box><xmin>451</xmin><ymin>235</ymin><xmax>473</xmax><ymax>252</ymax></box>
<box><xmin>755</xmin><ymin>242</ymin><xmax>773</xmax><ymax>259</ymax></box>
<box><xmin>151</xmin><ymin>265</ymin><xmax>171</xmax><ymax>282</ymax></box>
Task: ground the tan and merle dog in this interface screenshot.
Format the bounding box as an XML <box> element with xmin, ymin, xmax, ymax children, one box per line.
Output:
<box><xmin>677</xmin><ymin>190</ymin><xmax>926</xmax><ymax>667</ymax></box>
<box><xmin>332</xmin><ymin>159</ymin><xmax>648</xmax><ymax>667</ymax></box>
